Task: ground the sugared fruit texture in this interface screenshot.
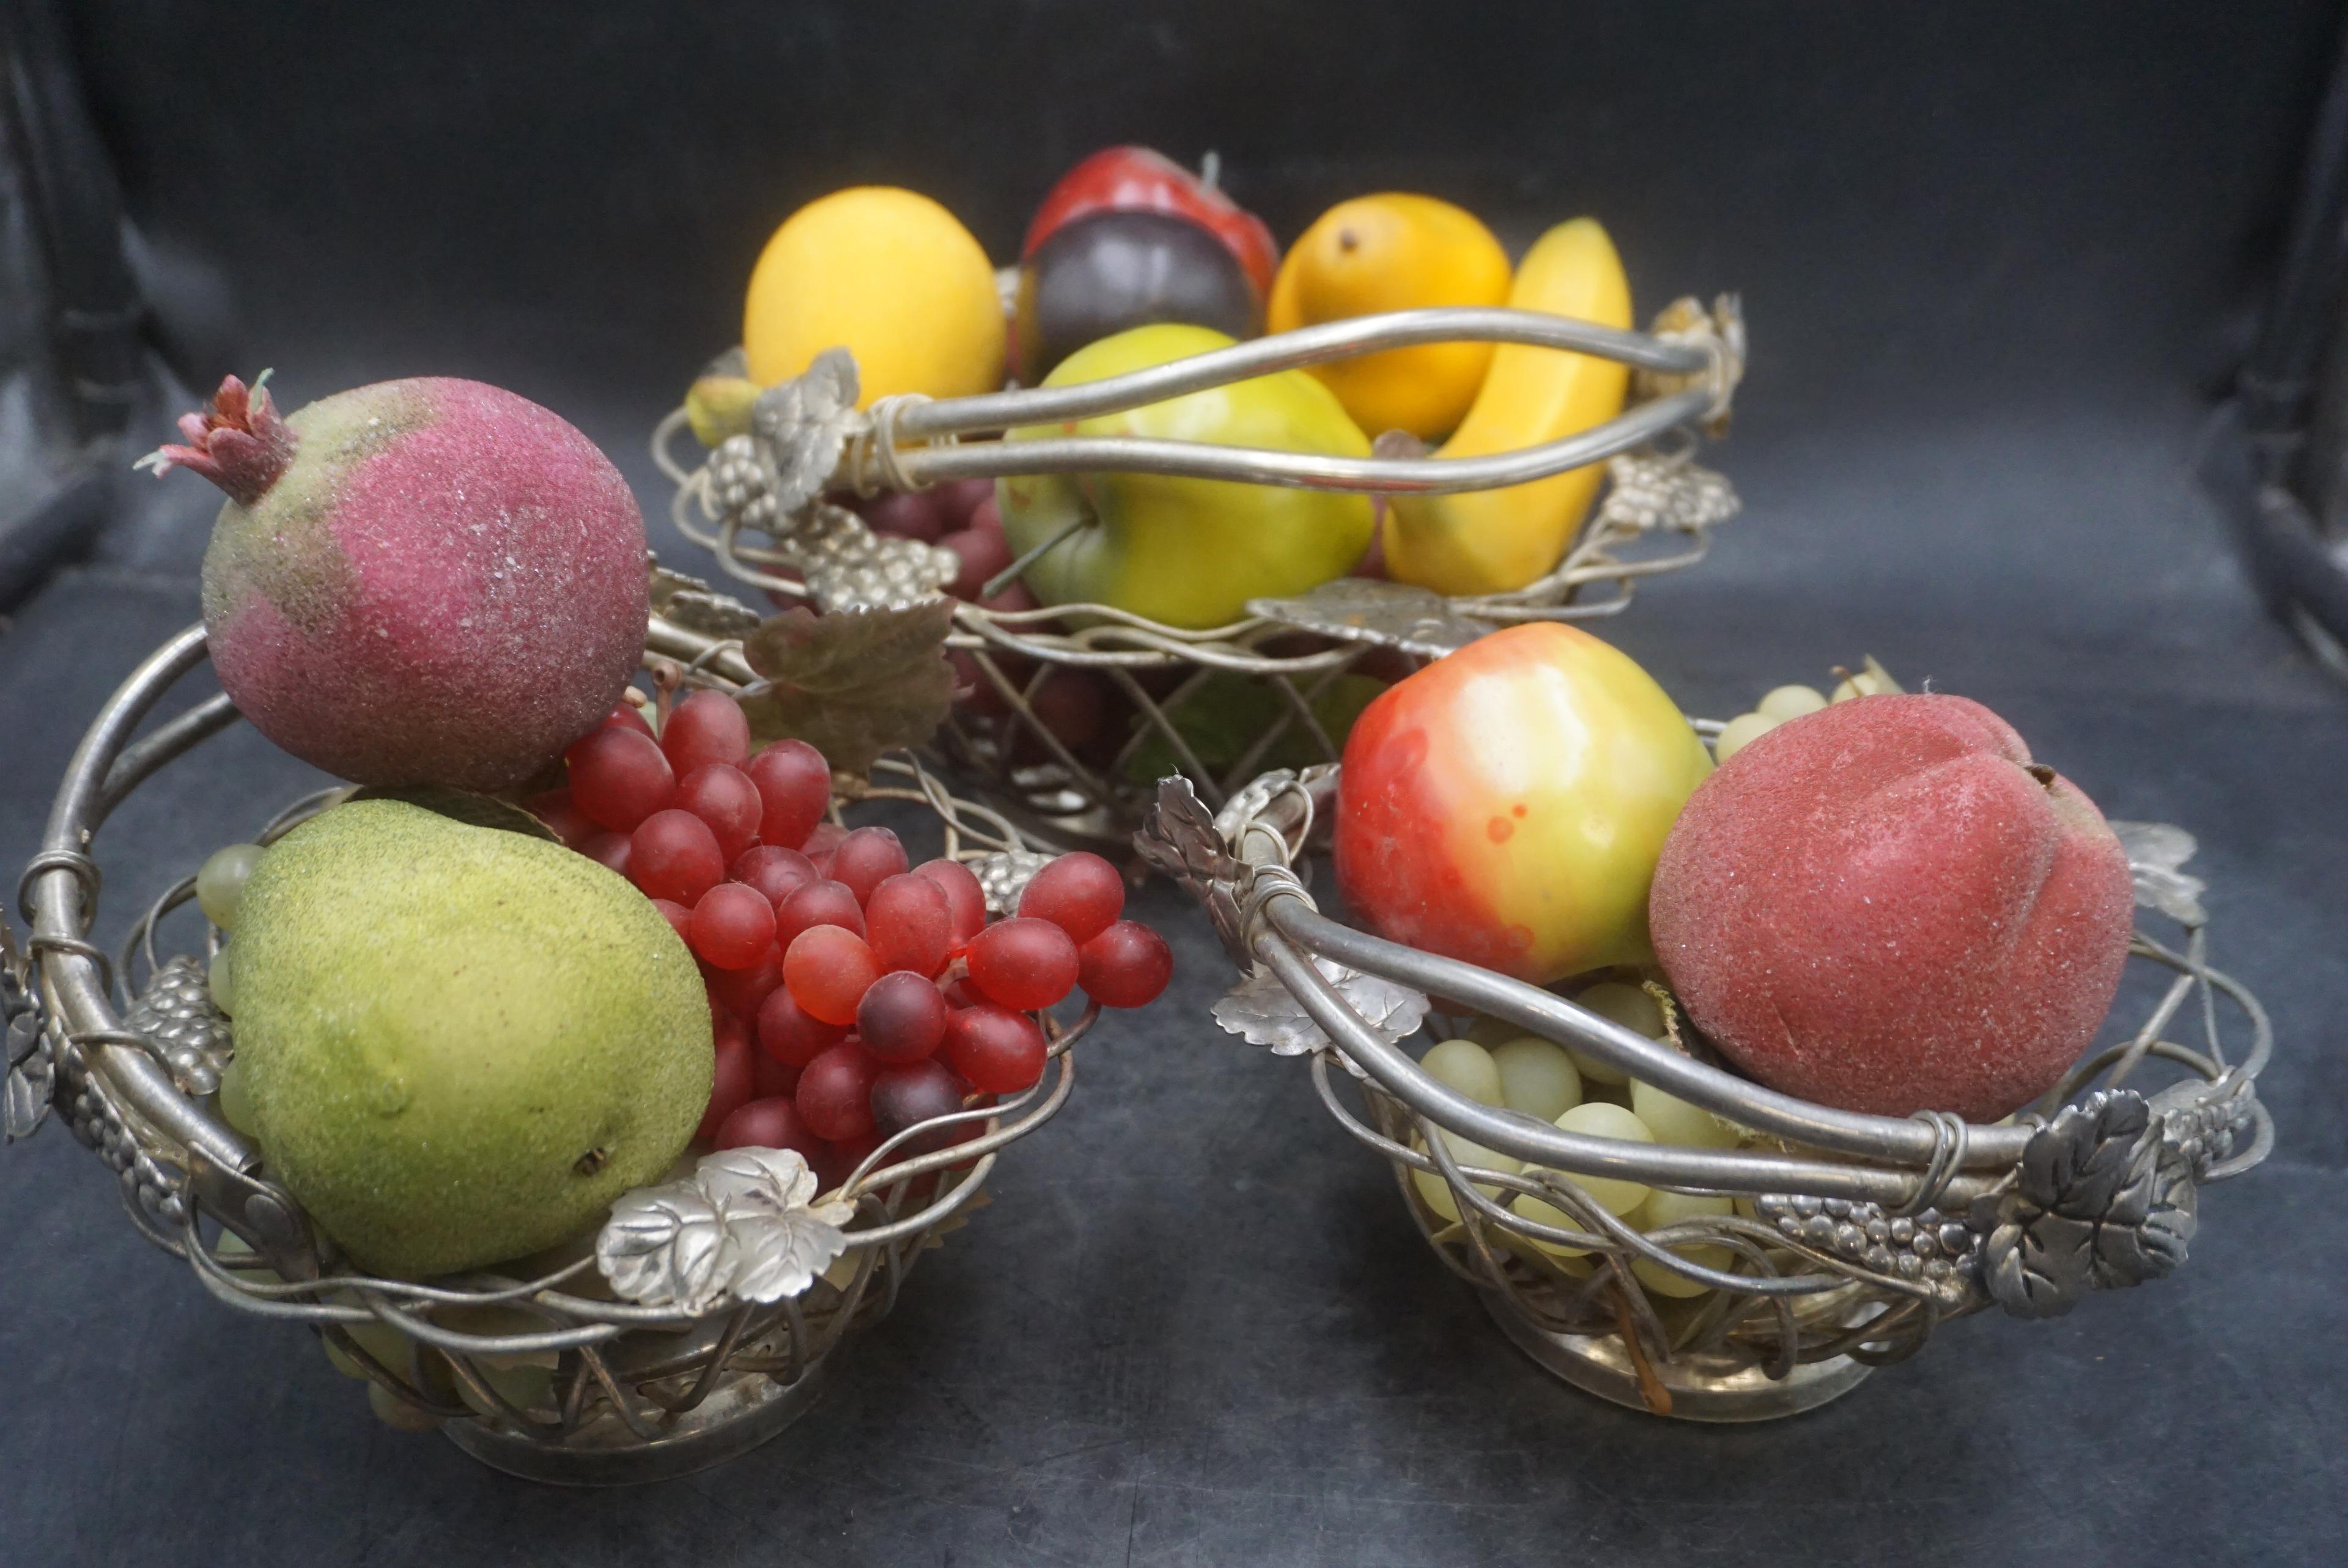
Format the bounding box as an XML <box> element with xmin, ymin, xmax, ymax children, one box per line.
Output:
<box><xmin>230</xmin><ymin>800</ymin><xmax>709</xmax><ymax>1278</ymax></box>
<box><xmin>152</xmin><ymin>375</ymin><xmax>647</xmax><ymax>791</ymax></box>
<box><xmin>1648</xmin><ymin>693</ymin><xmax>2135</xmax><ymax>1121</ymax></box>
<box><xmin>545</xmin><ymin>704</ymin><xmax>1174</xmax><ymax>1182</ymax></box>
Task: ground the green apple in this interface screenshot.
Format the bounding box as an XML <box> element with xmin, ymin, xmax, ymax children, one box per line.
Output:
<box><xmin>997</xmin><ymin>322</ymin><xmax>1374</xmax><ymax>630</ymax></box>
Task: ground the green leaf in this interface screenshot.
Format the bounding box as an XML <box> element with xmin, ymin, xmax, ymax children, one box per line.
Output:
<box><xmin>345</xmin><ymin>786</ymin><xmax>563</xmax><ymax>842</ymax></box>
<box><xmin>736</xmin><ymin>600</ymin><xmax>957</xmax><ymax>776</ymax></box>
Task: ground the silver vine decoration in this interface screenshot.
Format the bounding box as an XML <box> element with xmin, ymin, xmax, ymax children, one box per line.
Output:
<box><xmin>1752</xmin><ymin>1194</ymin><xmax>1979</xmax><ymax>1309</ymax></box>
<box><xmin>597</xmin><ymin>1146</ymin><xmax>856</xmax><ymax>1316</ymax></box>
<box><xmin>3</xmin><ymin>930</ymin><xmax>51</xmax><ymax>1142</ymax></box>
<box><xmin>1972</xmin><ymin>1090</ymin><xmax>2195</xmax><ymax>1319</ymax></box>
<box><xmin>700</xmin><ymin>351</ymin><xmax>959</xmax><ymax>613</ymax></box>
<box><xmin>1135</xmin><ymin>776</ymin><xmax>1249</xmax><ymax>966</ymax></box>
<box><xmin>648</xmin><ymin>565</ymin><xmax>764</xmax><ymax>640</ymax></box>
<box><xmin>1595</xmin><ymin>450</ymin><xmax>1741</xmax><ymax>534</ymax></box>
<box><xmin>972</xmin><ymin>848</ymin><xmax>1052</xmax><ymax>917</ymax></box>
<box><xmin>124</xmin><ymin>955</ymin><xmax>234</xmax><ymax>1097</ymax></box>
<box><xmin>747</xmin><ymin>347</ymin><xmax>864</xmax><ymax>520</ymax></box>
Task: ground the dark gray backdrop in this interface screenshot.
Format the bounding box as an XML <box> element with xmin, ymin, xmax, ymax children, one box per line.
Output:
<box><xmin>4</xmin><ymin>3</ymin><xmax>2344</xmax><ymax>1564</ymax></box>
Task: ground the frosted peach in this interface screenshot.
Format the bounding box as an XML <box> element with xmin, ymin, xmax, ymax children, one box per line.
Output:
<box><xmin>1647</xmin><ymin>694</ymin><xmax>2136</xmax><ymax>1122</ymax></box>
<box><xmin>149</xmin><ymin>375</ymin><xmax>646</xmax><ymax>790</ymax></box>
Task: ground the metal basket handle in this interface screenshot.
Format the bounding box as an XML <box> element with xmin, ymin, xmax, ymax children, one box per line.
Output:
<box><xmin>668</xmin><ymin>298</ymin><xmax>1743</xmax><ymax>513</ymax></box>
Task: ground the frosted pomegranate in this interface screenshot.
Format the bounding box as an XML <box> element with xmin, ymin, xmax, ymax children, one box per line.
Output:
<box><xmin>149</xmin><ymin>374</ymin><xmax>648</xmax><ymax>790</ymax></box>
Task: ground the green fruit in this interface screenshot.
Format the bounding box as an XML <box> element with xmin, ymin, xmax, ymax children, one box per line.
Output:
<box><xmin>232</xmin><ymin>798</ymin><xmax>711</xmax><ymax>1278</ymax></box>
<box><xmin>997</xmin><ymin>323</ymin><xmax>1375</xmax><ymax>630</ymax></box>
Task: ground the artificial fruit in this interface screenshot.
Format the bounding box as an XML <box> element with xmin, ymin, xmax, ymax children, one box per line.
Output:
<box><xmin>1648</xmin><ymin>693</ymin><xmax>2135</xmax><ymax>1121</ymax></box>
<box><xmin>1023</xmin><ymin>145</ymin><xmax>1280</xmax><ymax>299</ymax></box>
<box><xmin>996</xmin><ymin>323</ymin><xmax>1374</xmax><ymax>629</ymax></box>
<box><xmin>1333</xmin><ymin>621</ymin><xmax>1711</xmax><ymax>982</ymax></box>
<box><xmin>1383</xmin><ymin>218</ymin><xmax>1631</xmax><ymax>595</ymax></box>
<box><xmin>1266</xmin><ymin>193</ymin><xmax>1512</xmax><ymax>440</ymax></box>
<box><xmin>1014</xmin><ymin>208</ymin><xmax>1262</xmax><ymax>381</ymax></box>
<box><xmin>743</xmin><ymin>186</ymin><xmax>1004</xmax><ymax>403</ymax></box>
<box><xmin>150</xmin><ymin>374</ymin><xmax>648</xmax><ymax>792</ymax></box>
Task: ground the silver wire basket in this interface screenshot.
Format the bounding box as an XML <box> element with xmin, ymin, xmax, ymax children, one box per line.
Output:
<box><xmin>1144</xmin><ymin>762</ymin><xmax>2273</xmax><ymax>1421</ymax></box>
<box><xmin>654</xmin><ymin>298</ymin><xmax>1746</xmax><ymax>854</ymax></box>
<box><xmin>3</xmin><ymin>611</ymin><xmax>1096</xmax><ymax>1484</ymax></box>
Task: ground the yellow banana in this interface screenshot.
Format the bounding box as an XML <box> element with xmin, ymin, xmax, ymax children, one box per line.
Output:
<box><xmin>1383</xmin><ymin>218</ymin><xmax>1631</xmax><ymax>597</ymax></box>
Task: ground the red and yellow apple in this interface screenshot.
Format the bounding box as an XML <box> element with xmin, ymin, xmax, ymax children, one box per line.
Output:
<box><xmin>1333</xmin><ymin>623</ymin><xmax>1713</xmax><ymax>982</ymax></box>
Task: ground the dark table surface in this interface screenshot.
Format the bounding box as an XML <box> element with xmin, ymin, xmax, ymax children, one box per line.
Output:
<box><xmin>6</xmin><ymin>358</ymin><xmax>2344</xmax><ymax>1566</ymax></box>
<box><xmin>7</xmin><ymin>3</ymin><xmax>2348</xmax><ymax>1561</ymax></box>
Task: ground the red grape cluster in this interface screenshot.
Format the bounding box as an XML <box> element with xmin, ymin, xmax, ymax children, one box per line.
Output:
<box><xmin>529</xmin><ymin>690</ymin><xmax>1173</xmax><ymax>1187</ymax></box>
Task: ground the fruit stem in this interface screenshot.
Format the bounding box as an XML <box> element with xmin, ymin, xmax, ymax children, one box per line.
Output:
<box><xmin>133</xmin><ymin>373</ymin><xmax>298</xmax><ymax>507</ymax></box>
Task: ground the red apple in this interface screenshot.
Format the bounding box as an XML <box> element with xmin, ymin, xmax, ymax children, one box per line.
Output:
<box><xmin>1022</xmin><ymin>145</ymin><xmax>1280</xmax><ymax>300</ymax></box>
<box><xmin>1647</xmin><ymin>694</ymin><xmax>2136</xmax><ymax>1122</ymax></box>
<box><xmin>1334</xmin><ymin>624</ymin><xmax>1715</xmax><ymax>983</ymax></box>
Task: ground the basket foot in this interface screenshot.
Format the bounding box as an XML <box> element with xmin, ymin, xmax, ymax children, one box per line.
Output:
<box><xmin>1481</xmin><ymin>1291</ymin><xmax>1872</xmax><ymax>1422</ymax></box>
<box><xmin>439</xmin><ymin>1360</ymin><xmax>831</xmax><ymax>1485</ymax></box>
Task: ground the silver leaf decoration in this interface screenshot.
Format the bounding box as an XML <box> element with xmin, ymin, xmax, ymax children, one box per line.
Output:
<box><xmin>596</xmin><ymin>1146</ymin><xmax>854</xmax><ymax>1314</ymax></box>
<box><xmin>1246</xmin><ymin>578</ymin><xmax>1492</xmax><ymax>658</ymax></box>
<box><xmin>1973</xmin><ymin>1090</ymin><xmax>2195</xmax><ymax>1319</ymax></box>
<box><xmin>749</xmin><ymin>348</ymin><xmax>866</xmax><ymax>518</ymax></box>
<box><xmin>2109</xmin><ymin>820</ymin><xmax>2207</xmax><ymax>927</ymax></box>
<box><xmin>599</xmin><ymin>1188</ymin><xmax>735</xmax><ymax>1314</ymax></box>
<box><xmin>1213</xmin><ymin>956</ymin><xmax>1430</xmax><ymax>1058</ymax></box>
<box><xmin>698</xmin><ymin>1147</ymin><xmax>857</xmax><ymax>1304</ymax></box>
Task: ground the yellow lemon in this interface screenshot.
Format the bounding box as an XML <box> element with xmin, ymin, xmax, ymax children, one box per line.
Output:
<box><xmin>1266</xmin><ymin>194</ymin><xmax>1512</xmax><ymax>440</ymax></box>
<box><xmin>743</xmin><ymin>186</ymin><xmax>1005</xmax><ymax>405</ymax></box>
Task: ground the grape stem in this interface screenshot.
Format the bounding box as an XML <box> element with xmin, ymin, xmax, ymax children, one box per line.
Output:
<box><xmin>1608</xmin><ymin>1275</ymin><xmax>1673</xmax><ymax>1416</ymax></box>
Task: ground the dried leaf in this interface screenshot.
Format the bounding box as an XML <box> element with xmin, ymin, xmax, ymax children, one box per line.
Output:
<box><xmin>736</xmin><ymin>600</ymin><xmax>957</xmax><ymax>776</ymax></box>
<box><xmin>347</xmin><ymin>786</ymin><xmax>561</xmax><ymax>843</ymax></box>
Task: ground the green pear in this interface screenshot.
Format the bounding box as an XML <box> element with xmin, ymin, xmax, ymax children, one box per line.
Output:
<box><xmin>997</xmin><ymin>322</ymin><xmax>1374</xmax><ymax>629</ymax></box>
<box><xmin>231</xmin><ymin>798</ymin><xmax>711</xmax><ymax>1278</ymax></box>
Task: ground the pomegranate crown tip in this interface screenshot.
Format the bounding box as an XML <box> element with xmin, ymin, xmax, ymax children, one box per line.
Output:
<box><xmin>133</xmin><ymin>370</ymin><xmax>297</xmax><ymax>506</ymax></box>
